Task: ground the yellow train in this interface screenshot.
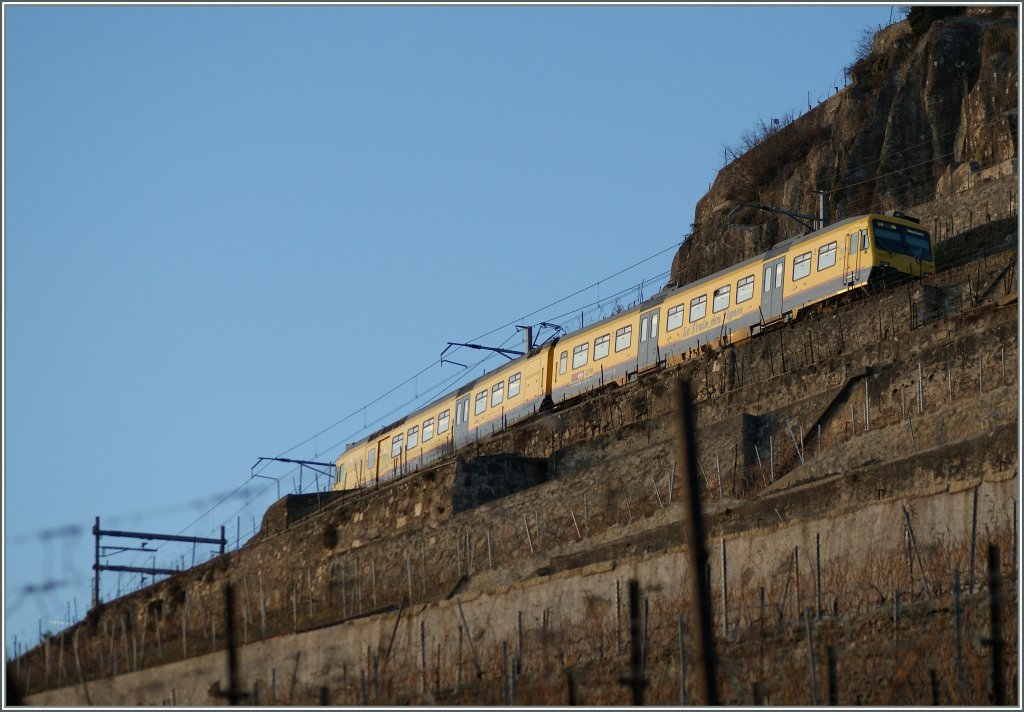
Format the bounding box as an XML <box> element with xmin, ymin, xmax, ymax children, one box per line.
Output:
<box><xmin>334</xmin><ymin>212</ymin><xmax>933</xmax><ymax>490</ymax></box>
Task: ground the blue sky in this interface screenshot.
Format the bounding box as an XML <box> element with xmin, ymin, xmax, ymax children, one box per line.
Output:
<box><xmin>4</xmin><ymin>3</ymin><xmax>899</xmax><ymax>652</ymax></box>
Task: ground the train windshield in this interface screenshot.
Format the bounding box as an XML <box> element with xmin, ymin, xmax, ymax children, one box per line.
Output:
<box><xmin>872</xmin><ymin>219</ymin><xmax>933</xmax><ymax>261</ymax></box>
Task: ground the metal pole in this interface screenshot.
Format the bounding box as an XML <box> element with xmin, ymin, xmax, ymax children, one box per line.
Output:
<box><xmin>893</xmin><ymin>588</ymin><xmax>900</xmax><ymax>648</ymax></box>
<box><xmin>759</xmin><ymin>587</ymin><xmax>765</xmax><ymax>675</ymax></box>
<box><xmin>721</xmin><ymin>538</ymin><xmax>728</xmax><ymax>638</ymax></box>
<box><xmin>677</xmin><ymin>615</ymin><xmax>686</xmax><ymax>706</ymax></box>
<box><xmin>954</xmin><ymin>569</ymin><xmax>963</xmax><ymax>697</ymax></box>
<box><xmin>827</xmin><ymin>646</ymin><xmax>838</xmax><ymax>705</ymax></box>
<box><xmin>456</xmin><ymin>599</ymin><xmax>483</xmax><ymax>680</ymax></box>
<box><xmin>815</xmin><ymin>532</ymin><xmax>822</xmax><ymax>619</ymax></box>
<box><xmin>616</xmin><ymin>580</ymin><xmax>622</xmax><ymax>654</ymax></box>
<box><xmin>969</xmin><ymin>487</ymin><xmax>979</xmax><ymax>593</ymax></box>
<box><xmin>805</xmin><ymin>610</ymin><xmax>818</xmax><ymax>705</ymax></box>
<box><xmin>223</xmin><ymin>583</ymin><xmax>246</xmax><ymax>705</ymax></box>
<box><xmin>672</xmin><ymin>379</ymin><xmax>719</xmax><ymax>705</ymax></box>
<box><xmin>988</xmin><ymin>545</ymin><xmax>1006</xmax><ymax>705</ymax></box>
<box><xmin>517</xmin><ymin>610</ymin><xmax>523</xmax><ymax>672</ymax></box>
<box><xmin>903</xmin><ymin>504</ymin><xmax>932</xmax><ymax>596</ymax></box>
<box><xmin>716</xmin><ymin>454</ymin><xmax>723</xmax><ymax>503</ymax></box>
<box><xmin>918</xmin><ymin>362</ymin><xmax>924</xmax><ymax>413</ymax></box>
<box><xmin>420</xmin><ymin>620</ymin><xmax>427</xmax><ymax>697</ymax></box>
<box><xmin>93</xmin><ymin>516</ymin><xmax>101</xmax><ymax>608</ymax></box>
<box><xmin>619</xmin><ymin>579</ymin><xmax>646</xmax><ymax>706</ymax></box>
<box><xmin>502</xmin><ymin>641</ymin><xmax>510</xmax><ymax>704</ymax></box>
<box><xmin>863</xmin><ymin>380</ymin><xmax>870</xmax><ymax>430</ymax></box>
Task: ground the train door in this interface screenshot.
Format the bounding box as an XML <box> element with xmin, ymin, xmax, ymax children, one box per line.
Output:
<box><xmin>843</xmin><ymin>231</ymin><xmax>861</xmax><ymax>285</ymax></box>
<box><xmin>375</xmin><ymin>438</ymin><xmax>388</xmax><ymax>484</ymax></box>
<box><xmin>453</xmin><ymin>395</ymin><xmax>471</xmax><ymax>446</ymax></box>
<box><xmin>762</xmin><ymin>257</ymin><xmax>785</xmax><ymax>322</ymax></box>
<box><xmin>638</xmin><ymin>308</ymin><xmax>660</xmax><ymax>370</ymax></box>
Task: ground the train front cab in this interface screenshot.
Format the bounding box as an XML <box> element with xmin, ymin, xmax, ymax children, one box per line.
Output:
<box><xmin>865</xmin><ymin>216</ymin><xmax>934</xmax><ymax>283</ymax></box>
<box><xmin>840</xmin><ymin>215</ymin><xmax>934</xmax><ymax>290</ymax></box>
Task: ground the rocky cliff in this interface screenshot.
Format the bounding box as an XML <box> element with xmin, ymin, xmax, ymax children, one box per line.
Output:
<box><xmin>670</xmin><ymin>7</ymin><xmax>1018</xmax><ymax>287</ymax></box>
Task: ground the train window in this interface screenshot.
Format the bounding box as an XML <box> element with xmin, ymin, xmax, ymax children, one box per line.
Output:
<box><xmin>848</xmin><ymin>233</ymin><xmax>857</xmax><ymax>255</ymax></box>
<box><xmin>689</xmin><ymin>295</ymin><xmax>707</xmax><ymax>322</ymax></box>
<box><xmin>594</xmin><ymin>334</ymin><xmax>610</xmax><ymax>360</ymax></box>
<box><xmin>873</xmin><ymin>222</ymin><xmax>903</xmax><ymax>253</ymax></box>
<box><xmin>422</xmin><ymin>418</ymin><xmax>434</xmax><ymax>442</ymax></box>
<box><xmin>508</xmin><ymin>372</ymin><xmax>521</xmax><ymax>398</ymax></box>
<box><xmin>559</xmin><ymin>351</ymin><xmax>568</xmax><ymax>375</ymax></box>
<box><xmin>764</xmin><ymin>266</ymin><xmax>772</xmax><ymax>292</ymax></box>
<box><xmin>775</xmin><ymin>262</ymin><xmax>783</xmax><ymax>288</ymax></box>
<box><xmin>712</xmin><ymin>285</ymin><xmax>730</xmax><ymax>313</ymax></box>
<box><xmin>438</xmin><ymin>409</ymin><xmax>451</xmax><ymax>433</ymax></box>
<box><xmin>407</xmin><ymin>425</ymin><xmax>419</xmax><ymax>449</ymax></box>
<box><xmin>572</xmin><ymin>342</ymin><xmax>589</xmax><ymax>369</ymax></box>
<box><xmin>861</xmin><ymin>229</ymin><xmax>869</xmax><ymax>250</ymax></box>
<box><xmin>640</xmin><ymin>318</ymin><xmax>648</xmax><ymax>342</ymax></box>
<box><xmin>666</xmin><ymin>304</ymin><xmax>684</xmax><ymax>331</ymax></box>
<box><xmin>367</xmin><ymin>447</ymin><xmax>376</xmax><ymax>469</ymax></box>
<box><xmin>615</xmin><ymin>325</ymin><xmax>632</xmax><ymax>352</ymax></box>
<box><xmin>793</xmin><ymin>252</ymin><xmax>811</xmax><ymax>281</ymax></box>
<box><xmin>736</xmin><ymin>275</ymin><xmax>754</xmax><ymax>303</ymax></box>
<box><xmin>391</xmin><ymin>434</ymin><xmax>403</xmax><ymax>457</ymax></box>
<box><xmin>474</xmin><ymin>390</ymin><xmax>487</xmax><ymax>415</ymax></box>
<box><xmin>650</xmin><ymin>312</ymin><xmax>659</xmax><ymax>336</ymax></box>
<box><xmin>904</xmin><ymin>227</ymin><xmax>932</xmax><ymax>261</ymax></box>
<box><xmin>491</xmin><ymin>381</ymin><xmax>504</xmax><ymax>407</ymax></box>
<box><xmin>817</xmin><ymin>241</ymin><xmax>837</xmax><ymax>270</ymax></box>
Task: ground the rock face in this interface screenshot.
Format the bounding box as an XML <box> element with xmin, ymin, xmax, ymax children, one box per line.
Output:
<box><xmin>670</xmin><ymin>7</ymin><xmax>1018</xmax><ymax>288</ymax></box>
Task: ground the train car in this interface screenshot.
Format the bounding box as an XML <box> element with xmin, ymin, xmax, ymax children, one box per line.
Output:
<box><xmin>549</xmin><ymin>212</ymin><xmax>933</xmax><ymax>402</ymax></box>
<box><xmin>335</xmin><ymin>211</ymin><xmax>932</xmax><ymax>486</ymax></box>
<box><xmin>550</xmin><ymin>309</ymin><xmax>639</xmax><ymax>403</ymax></box>
<box><xmin>334</xmin><ymin>389</ymin><xmax>460</xmax><ymax>491</ymax></box>
<box><xmin>334</xmin><ymin>339</ymin><xmax>553</xmax><ymax>490</ymax></box>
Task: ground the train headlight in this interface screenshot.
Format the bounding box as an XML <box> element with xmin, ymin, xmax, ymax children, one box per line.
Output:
<box><xmin>880</xmin><ymin>261</ymin><xmax>889</xmax><ymax>267</ymax></box>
